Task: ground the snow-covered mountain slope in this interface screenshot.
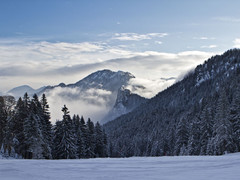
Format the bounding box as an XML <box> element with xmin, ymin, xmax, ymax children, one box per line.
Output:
<box><xmin>101</xmin><ymin>86</ymin><xmax>147</xmax><ymax>124</ymax></box>
<box><xmin>41</xmin><ymin>69</ymin><xmax>135</xmax><ymax>94</ymax></box>
<box><xmin>70</xmin><ymin>69</ymin><xmax>135</xmax><ymax>91</ymax></box>
<box><xmin>7</xmin><ymin>85</ymin><xmax>46</xmax><ymax>98</ymax></box>
<box><xmin>0</xmin><ymin>153</ymin><xmax>239</xmax><ymax>180</ymax></box>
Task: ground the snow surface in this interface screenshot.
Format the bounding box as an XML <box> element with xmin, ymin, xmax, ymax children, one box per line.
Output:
<box><xmin>1</xmin><ymin>154</ymin><xmax>240</xmax><ymax>180</ymax></box>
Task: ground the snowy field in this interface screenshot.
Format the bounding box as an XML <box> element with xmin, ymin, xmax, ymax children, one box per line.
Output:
<box><xmin>1</xmin><ymin>153</ymin><xmax>240</xmax><ymax>180</ymax></box>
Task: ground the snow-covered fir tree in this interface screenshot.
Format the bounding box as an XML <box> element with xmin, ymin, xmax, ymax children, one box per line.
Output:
<box><xmin>0</xmin><ymin>96</ymin><xmax>7</xmax><ymax>148</ymax></box>
<box><xmin>53</xmin><ymin>105</ymin><xmax>78</xmax><ymax>159</ymax></box>
<box><xmin>174</xmin><ymin>118</ymin><xmax>189</xmax><ymax>155</ymax></box>
<box><xmin>212</xmin><ymin>89</ymin><xmax>235</xmax><ymax>155</ymax></box>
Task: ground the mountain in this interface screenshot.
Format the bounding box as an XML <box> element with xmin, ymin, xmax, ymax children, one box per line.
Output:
<box><xmin>104</xmin><ymin>49</ymin><xmax>240</xmax><ymax>157</ymax></box>
<box><xmin>8</xmin><ymin>85</ymin><xmax>46</xmax><ymax>98</ymax></box>
<box><xmin>41</xmin><ymin>69</ymin><xmax>135</xmax><ymax>94</ymax></box>
<box><xmin>69</xmin><ymin>69</ymin><xmax>135</xmax><ymax>91</ymax></box>
<box><xmin>101</xmin><ymin>86</ymin><xmax>147</xmax><ymax>124</ymax></box>
<box><xmin>39</xmin><ymin>69</ymin><xmax>139</xmax><ymax>122</ymax></box>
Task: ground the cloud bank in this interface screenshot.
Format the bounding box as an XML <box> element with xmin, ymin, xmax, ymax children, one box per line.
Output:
<box><xmin>0</xmin><ymin>39</ymin><xmax>215</xmax><ymax>92</ymax></box>
<box><xmin>112</xmin><ymin>33</ymin><xmax>168</xmax><ymax>41</ymax></box>
<box><xmin>45</xmin><ymin>87</ymin><xmax>114</xmax><ymax>123</ymax></box>
<box><xmin>233</xmin><ymin>38</ymin><xmax>240</xmax><ymax>48</ymax></box>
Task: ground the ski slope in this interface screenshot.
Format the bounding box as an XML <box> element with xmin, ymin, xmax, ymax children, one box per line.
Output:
<box><xmin>0</xmin><ymin>153</ymin><xmax>240</xmax><ymax>180</ymax></box>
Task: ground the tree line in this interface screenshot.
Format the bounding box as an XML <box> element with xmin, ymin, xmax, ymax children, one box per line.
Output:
<box><xmin>0</xmin><ymin>93</ymin><xmax>108</xmax><ymax>159</ymax></box>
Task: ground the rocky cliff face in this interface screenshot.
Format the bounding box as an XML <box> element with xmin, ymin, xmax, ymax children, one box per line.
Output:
<box><xmin>101</xmin><ymin>86</ymin><xmax>147</xmax><ymax>124</ymax></box>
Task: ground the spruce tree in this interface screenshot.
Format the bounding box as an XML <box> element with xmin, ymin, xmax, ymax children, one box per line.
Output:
<box><xmin>213</xmin><ymin>89</ymin><xmax>235</xmax><ymax>155</ymax></box>
<box><xmin>23</xmin><ymin>97</ymin><xmax>45</xmax><ymax>159</ymax></box>
<box><xmin>230</xmin><ymin>87</ymin><xmax>240</xmax><ymax>151</ymax></box>
<box><xmin>85</xmin><ymin>118</ymin><xmax>95</xmax><ymax>158</ymax></box>
<box><xmin>188</xmin><ymin>117</ymin><xmax>201</xmax><ymax>155</ymax></box>
<box><xmin>73</xmin><ymin>115</ymin><xmax>85</xmax><ymax>158</ymax></box>
<box><xmin>40</xmin><ymin>94</ymin><xmax>53</xmax><ymax>159</ymax></box>
<box><xmin>174</xmin><ymin>118</ymin><xmax>189</xmax><ymax>155</ymax></box>
<box><xmin>0</xmin><ymin>96</ymin><xmax>7</xmax><ymax>148</ymax></box>
<box><xmin>199</xmin><ymin>105</ymin><xmax>213</xmax><ymax>155</ymax></box>
<box><xmin>94</xmin><ymin>122</ymin><xmax>105</xmax><ymax>157</ymax></box>
<box><xmin>53</xmin><ymin>105</ymin><xmax>78</xmax><ymax>159</ymax></box>
<box><xmin>13</xmin><ymin>96</ymin><xmax>30</xmax><ymax>157</ymax></box>
<box><xmin>79</xmin><ymin>116</ymin><xmax>87</xmax><ymax>157</ymax></box>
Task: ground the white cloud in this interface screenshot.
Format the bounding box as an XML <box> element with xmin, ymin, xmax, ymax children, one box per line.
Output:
<box><xmin>193</xmin><ymin>37</ymin><xmax>215</xmax><ymax>40</ymax></box>
<box><xmin>155</xmin><ymin>41</ymin><xmax>162</xmax><ymax>45</ymax></box>
<box><xmin>233</xmin><ymin>38</ymin><xmax>240</xmax><ymax>48</ymax></box>
<box><xmin>126</xmin><ymin>78</ymin><xmax>175</xmax><ymax>98</ymax></box>
<box><xmin>0</xmin><ymin>38</ymin><xmax>217</xmax><ymax>93</ymax></box>
<box><xmin>112</xmin><ymin>33</ymin><xmax>168</xmax><ymax>41</ymax></box>
<box><xmin>200</xmin><ymin>37</ymin><xmax>208</xmax><ymax>40</ymax></box>
<box><xmin>45</xmin><ymin>87</ymin><xmax>114</xmax><ymax>123</ymax></box>
<box><xmin>214</xmin><ymin>17</ymin><xmax>240</xmax><ymax>23</ymax></box>
<box><xmin>201</xmin><ymin>45</ymin><xmax>218</xmax><ymax>49</ymax></box>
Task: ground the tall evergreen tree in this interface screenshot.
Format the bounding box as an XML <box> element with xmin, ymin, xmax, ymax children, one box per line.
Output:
<box><xmin>230</xmin><ymin>87</ymin><xmax>240</xmax><ymax>151</ymax></box>
<box><xmin>0</xmin><ymin>97</ymin><xmax>7</xmax><ymax>148</ymax></box>
<box><xmin>53</xmin><ymin>105</ymin><xmax>78</xmax><ymax>159</ymax></box>
<box><xmin>174</xmin><ymin>118</ymin><xmax>189</xmax><ymax>155</ymax></box>
<box><xmin>73</xmin><ymin>115</ymin><xmax>85</xmax><ymax>158</ymax></box>
<box><xmin>213</xmin><ymin>89</ymin><xmax>235</xmax><ymax>155</ymax></box>
<box><xmin>199</xmin><ymin>105</ymin><xmax>213</xmax><ymax>155</ymax></box>
<box><xmin>85</xmin><ymin>118</ymin><xmax>95</xmax><ymax>158</ymax></box>
<box><xmin>40</xmin><ymin>94</ymin><xmax>53</xmax><ymax>159</ymax></box>
<box><xmin>188</xmin><ymin>117</ymin><xmax>201</xmax><ymax>155</ymax></box>
<box><xmin>23</xmin><ymin>94</ymin><xmax>53</xmax><ymax>159</ymax></box>
<box><xmin>23</xmin><ymin>110</ymin><xmax>44</xmax><ymax>159</ymax></box>
<box><xmin>94</xmin><ymin>122</ymin><xmax>105</xmax><ymax>157</ymax></box>
<box><xmin>12</xmin><ymin>96</ymin><xmax>30</xmax><ymax>157</ymax></box>
<box><xmin>79</xmin><ymin>116</ymin><xmax>87</xmax><ymax>157</ymax></box>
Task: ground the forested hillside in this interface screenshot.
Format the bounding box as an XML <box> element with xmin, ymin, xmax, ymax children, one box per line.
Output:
<box><xmin>104</xmin><ymin>49</ymin><xmax>240</xmax><ymax>157</ymax></box>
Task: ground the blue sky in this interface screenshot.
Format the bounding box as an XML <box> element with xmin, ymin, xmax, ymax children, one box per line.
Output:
<box><xmin>1</xmin><ymin>0</ymin><xmax>240</xmax><ymax>51</ymax></box>
<box><xmin>1</xmin><ymin>0</ymin><xmax>240</xmax><ymax>91</ymax></box>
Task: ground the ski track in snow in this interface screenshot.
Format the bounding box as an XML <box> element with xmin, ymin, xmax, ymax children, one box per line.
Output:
<box><xmin>0</xmin><ymin>153</ymin><xmax>240</xmax><ymax>180</ymax></box>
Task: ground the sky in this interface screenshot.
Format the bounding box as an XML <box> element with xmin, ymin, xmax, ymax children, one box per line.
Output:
<box><xmin>1</xmin><ymin>0</ymin><xmax>240</xmax><ymax>92</ymax></box>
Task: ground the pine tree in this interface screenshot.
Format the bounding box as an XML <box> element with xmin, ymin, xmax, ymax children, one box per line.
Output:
<box><xmin>53</xmin><ymin>105</ymin><xmax>78</xmax><ymax>159</ymax></box>
<box><xmin>0</xmin><ymin>96</ymin><xmax>7</xmax><ymax>148</ymax></box>
<box><xmin>102</xmin><ymin>129</ymin><xmax>108</xmax><ymax>157</ymax></box>
<box><xmin>188</xmin><ymin>117</ymin><xmax>201</xmax><ymax>155</ymax></box>
<box><xmin>229</xmin><ymin>87</ymin><xmax>240</xmax><ymax>151</ymax></box>
<box><xmin>174</xmin><ymin>118</ymin><xmax>189</xmax><ymax>155</ymax></box>
<box><xmin>23</xmin><ymin>98</ymin><xmax>45</xmax><ymax>159</ymax></box>
<box><xmin>40</xmin><ymin>94</ymin><xmax>53</xmax><ymax>159</ymax></box>
<box><xmin>23</xmin><ymin>112</ymin><xmax>44</xmax><ymax>159</ymax></box>
<box><xmin>199</xmin><ymin>105</ymin><xmax>213</xmax><ymax>155</ymax></box>
<box><xmin>85</xmin><ymin>118</ymin><xmax>95</xmax><ymax>158</ymax></box>
<box><xmin>213</xmin><ymin>89</ymin><xmax>235</xmax><ymax>155</ymax></box>
<box><xmin>23</xmin><ymin>93</ymin><xmax>31</xmax><ymax>110</ymax></box>
<box><xmin>52</xmin><ymin>120</ymin><xmax>63</xmax><ymax>159</ymax></box>
<box><xmin>79</xmin><ymin>116</ymin><xmax>87</xmax><ymax>157</ymax></box>
<box><xmin>3</xmin><ymin>112</ymin><xmax>16</xmax><ymax>157</ymax></box>
<box><xmin>73</xmin><ymin>115</ymin><xmax>85</xmax><ymax>158</ymax></box>
<box><xmin>12</xmin><ymin>96</ymin><xmax>29</xmax><ymax>157</ymax></box>
<box><xmin>167</xmin><ymin>125</ymin><xmax>176</xmax><ymax>156</ymax></box>
<box><xmin>94</xmin><ymin>122</ymin><xmax>105</xmax><ymax>157</ymax></box>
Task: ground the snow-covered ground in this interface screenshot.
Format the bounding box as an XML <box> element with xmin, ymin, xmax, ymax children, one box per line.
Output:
<box><xmin>0</xmin><ymin>153</ymin><xmax>240</xmax><ymax>180</ymax></box>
